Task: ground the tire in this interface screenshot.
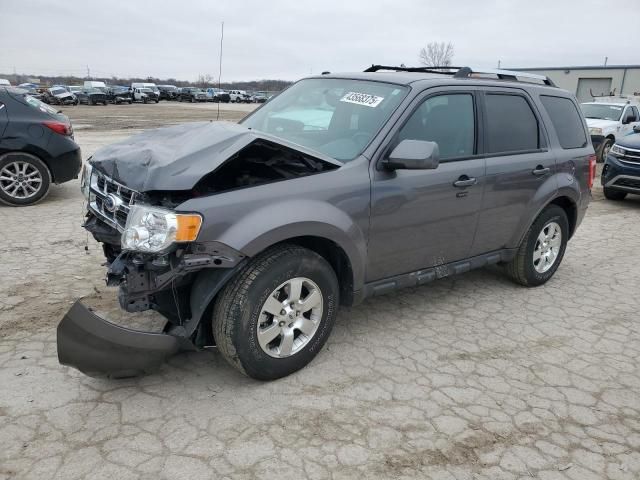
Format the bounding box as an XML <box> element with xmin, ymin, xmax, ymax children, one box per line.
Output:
<box><xmin>598</xmin><ymin>138</ymin><xmax>613</xmax><ymax>163</ymax></box>
<box><xmin>190</xmin><ymin>97</ymin><xmax>195</xmax><ymax>103</ymax></box>
<box><xmin>213</xmin><ymin>244</ymin><xmax>339</xmax><ymax>380</ymax></box>
<box><xmin>504</xmin><ymin>205</ymin><xmax>569</xmax><ymax>287</ymax></box>
<box><xmin>0</xmin><ymin>152</ymin><xmax>52</xmax><ymax>206</ymax></box>
<box><xmin>128</xmin><ymin>100</ymin><xmax>132</xmax><ymax>104</ymax></box>
<box><xmin>143</xmin><ymin>98</ymin><xmax>147</xmax><ymax>104</ymax></box>
<box><xmin>603</xmin><ymin>187</ymin><xmax>627</xmax><ymax>201</ymax></box>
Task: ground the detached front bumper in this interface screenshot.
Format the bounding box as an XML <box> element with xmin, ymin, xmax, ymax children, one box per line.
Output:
<box><xmin>57</xmin><ymin>301</ymin><xmax>182</xmax><ymax>378</ymax></box>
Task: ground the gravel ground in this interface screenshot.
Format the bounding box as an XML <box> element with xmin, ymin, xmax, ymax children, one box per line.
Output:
<box><xmin>1</xmin><ymin>102</ymin><xmax>639</xmax><ymax>480</ymax></box>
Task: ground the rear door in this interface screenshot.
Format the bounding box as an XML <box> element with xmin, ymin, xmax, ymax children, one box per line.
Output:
<box><xmin>470</xmin><ymin>88</ymin><xmax>556</xmax><ymax>255</ymax></box>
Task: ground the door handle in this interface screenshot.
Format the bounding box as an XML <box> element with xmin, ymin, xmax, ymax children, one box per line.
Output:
<box><xmin>453</xmin><ymin>176</ymin><xmax>477</xmax><ymax>188</ymax></box>
<box><xmin>532</xmin><ymin>166</ymin><xmax>551</xmax><ymax>176</ymax></box>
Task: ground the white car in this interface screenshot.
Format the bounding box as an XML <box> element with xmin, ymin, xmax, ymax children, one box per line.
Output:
<box><xmin>228</xmin><ymin>89</ymin><xmax>248</xmax><ymax>103</ymax></box>
<box><xmin>581</xmin><ymin>98</ymin><xmax>640</xmax><ymax>162</ymax></box>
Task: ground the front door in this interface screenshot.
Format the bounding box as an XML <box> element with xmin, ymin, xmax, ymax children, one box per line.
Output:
<box><xmin>367</xmin><ymin>90</ymin><xmax>486</xmax><ymax>282</ymax></box>
<box><xmin>621</xmin><ymin>105</ymin><xmax>640</xmax><ymax>139</ymax></box>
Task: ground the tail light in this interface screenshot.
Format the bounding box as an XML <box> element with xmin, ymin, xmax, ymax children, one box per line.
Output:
<box><xmin>43</xmin><ymin>121</ymin><xmax>73</xmax><ymax>136</ymax></box>
<box><xmin>587</xmin><ymin>154</ymin><xmax>597</xmax><ymax>190</ymax></box>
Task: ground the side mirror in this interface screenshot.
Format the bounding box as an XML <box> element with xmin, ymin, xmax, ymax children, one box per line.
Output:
<box><xmin>385</xmin><ymin>139</ymin><xmax>440</xmax><ymax>170</ymax></box>
<box><xmin>623</xmin><ymin>115</ymin><xmax>637</xmax><ymax>125</ymax></box>
<box><xmin>633</xmin><ymin>125</ymin><xmax>640</xmax><ymax>133</ymax></box>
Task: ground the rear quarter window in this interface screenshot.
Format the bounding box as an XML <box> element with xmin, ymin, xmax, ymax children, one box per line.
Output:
<box><xmin>540</xmin><ymin>95</ymin><xmax>588</xmax><ymax>149</ymax></box>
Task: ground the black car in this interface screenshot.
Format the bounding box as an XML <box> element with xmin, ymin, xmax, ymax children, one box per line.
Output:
<box><xmin>77</xmin><ymin>88</ymin><xmax>108</xmax><ymax>106</ymax></box>
<box><xmin>43</xmin><ymin>87</ymin><xmax>78</xmax><ymax>106</ymax></box>
<box><xmin>157</xmin><ymin>85</ymin><xmax>178</xmax><ymax>100</ymax></box>
<box><xmin>601</xmin><ymin>126</ymin><xmax>640</xmax><ymax>201</ymax></box>
<box><xmin>107</xmin><ymin>86</ymin><xmax>132</xmax><ymax>104</ymax></box>
<box><xmin>179</xmin><ymin>87</ymin><xmax>208</xmax><ymax>102</ymax></box>
<box><xmin>0</xmin><ymin>87</ymin><xmax>82</xmax><ymax>206</ymax></box>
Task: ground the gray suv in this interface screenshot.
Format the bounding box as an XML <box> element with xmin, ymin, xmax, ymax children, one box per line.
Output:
<box><xmin>58</xmin><ymin>66</ymin><xmax>595</xmax><ymax>380</ymax></box>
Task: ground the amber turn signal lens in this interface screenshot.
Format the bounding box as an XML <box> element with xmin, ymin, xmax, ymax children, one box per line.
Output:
<box><xmin>175</xmin><ymin>214</ymin><xmax>203</xmax><ymax>242</ymax></box>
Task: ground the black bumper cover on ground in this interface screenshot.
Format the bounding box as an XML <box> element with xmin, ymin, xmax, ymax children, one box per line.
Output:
<box><xmin>57</xmin><ymin>300</ymin><xmax>182</xmax><ymax>378</ymax></box>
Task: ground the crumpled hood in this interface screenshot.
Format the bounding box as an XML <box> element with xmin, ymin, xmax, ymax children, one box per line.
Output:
<box><xmin>90</xmin><ymin>122</ymin><xmax>256</xmax><ymax>192</ymax></box>
<box><xmin>585</xmin><ymin>118</ymin><xmax>618</xmax><ymax>131</ymax></box>
<box><xmin>88</xmin><ymin>121</ymin><xmax>341</xmax><ymax>192</ymax></box>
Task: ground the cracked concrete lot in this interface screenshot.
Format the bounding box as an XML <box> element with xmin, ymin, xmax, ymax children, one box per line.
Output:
<box><xmin>1</xmin><ymin>102</ymin><xmax>640</xmax><ymax>479</ymax></box>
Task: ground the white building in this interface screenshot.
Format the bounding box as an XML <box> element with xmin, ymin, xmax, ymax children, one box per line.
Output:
<box><xmin>514</xmin><ymin>65</ymin><xmax>640</xmax><ymax>103</ymax></box>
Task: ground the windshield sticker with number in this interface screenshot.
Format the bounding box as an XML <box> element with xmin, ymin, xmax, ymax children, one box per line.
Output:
<box><xmin>340</xmin><ymin>92</ymin><xmax>384</xmax><ymax>108</ymax></box>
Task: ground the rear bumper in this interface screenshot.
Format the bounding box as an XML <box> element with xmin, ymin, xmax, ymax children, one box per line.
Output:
<box><xmin>57</xmin><ymin>301</ymin><xmax>182</xmax><ymax>378</ymax></box>
<box><xmin>48</xmin><ymin>146</ymin><xmax>82</xmax><ymax>184</ymax></box>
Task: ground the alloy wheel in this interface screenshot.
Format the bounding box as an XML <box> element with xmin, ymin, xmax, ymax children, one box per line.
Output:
<box><xmin>533</xmin><ymin>221</ymin><xmax>562</xmax><ymax>273</ymax></box>
<box><xmin>0</xmin><ymin>161</ymin><xmax>43</xmax><ymax>200</ymax></box>
<box><xmin>257</xmin><ymin>277</ymin><xmax>323</xmax><ymax>358</ymax></box>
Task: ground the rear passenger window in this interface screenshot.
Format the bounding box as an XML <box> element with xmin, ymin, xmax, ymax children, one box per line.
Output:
<box><xmin>397</xmin><ymin>93</ymin><xmax>475</xmax><ymax>160</ymax></box>
<box><xmin>485</xmin><ymin>94</ymin><xmax>539</xmax><ymax>153</ymax></box>
<box><xmin>540</xmin><ymin>95</ymin><xmax>588</xmax><ymax>149</ymax></box>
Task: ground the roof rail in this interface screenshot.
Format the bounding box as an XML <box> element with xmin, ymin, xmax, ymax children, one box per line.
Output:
<box><xmin>453</xmin><ymin>67</ymin><xmax>557</xmax><ymax>87</ymax></box>
<box><xmin>364</xmin><ymin>65</ymin><xmax>459</xmax><ymax>75</ymax></box>
<box><xmin>364</xmin><ymin>65</ymin><xmax>557</xmax><ymax>87</ymax></box>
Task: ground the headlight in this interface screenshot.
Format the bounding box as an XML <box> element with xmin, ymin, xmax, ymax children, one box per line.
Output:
<box><xmin>609</xmin><ymin>144</ymin><xmax>625</xmax><ymax>157</ymax></box>
<box><xmin>121</xmin><ymin>205</ymin><xmax>202</xmax><ymax>253</ymax></box>
<box><xmin>589</xmin><ymin>127</ymin><xmax>603</xmax><ymax>136</ymax></box>
<box><xmin>80</xmin><ymin>162</ymin><xmax>93</xmax><ymax>199</ymax></box>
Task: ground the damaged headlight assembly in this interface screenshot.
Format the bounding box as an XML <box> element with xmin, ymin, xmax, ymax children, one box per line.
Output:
<box><xmin>121</xmin><ymin>204</ymin><xmax>202</xmax><ymax>253</ymax></box>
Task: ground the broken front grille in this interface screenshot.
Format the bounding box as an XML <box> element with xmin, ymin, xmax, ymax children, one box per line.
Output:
<box><xmin>89</xmin><ymin>171</ymin><xmax>138</xmax><ymax>232</ymax></box>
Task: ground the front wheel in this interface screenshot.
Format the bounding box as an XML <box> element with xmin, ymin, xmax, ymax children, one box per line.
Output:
<box><xmin>598</xmin><ymin>139</ymin><xmax>613</xmax><ymax>163</ymax></box>
<box><xmin>603</xmin><ymin>187</ymin><xmax>627</xmax><ymax>201</ymax></box>
<box><xmin>213</xmin><ymin>244</ymin><xmax>339</xmax><ymax>380</ymax></box>
<box><xmin>504</xmin><ymin>205</ymin><xmax>569</xmax><ymax>287</ymax></box>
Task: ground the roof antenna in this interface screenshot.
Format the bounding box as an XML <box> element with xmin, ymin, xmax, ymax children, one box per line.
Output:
<box><xmin>216</xmin><ymin>21</ymin><xmax>224</xmax><ymax>121</ymax></box>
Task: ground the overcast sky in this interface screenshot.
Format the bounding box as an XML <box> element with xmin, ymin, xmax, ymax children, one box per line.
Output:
<box><xmin>1</xmin><ymin>0</ymin><xmax>638</xmax><ymax>82</ymax></box>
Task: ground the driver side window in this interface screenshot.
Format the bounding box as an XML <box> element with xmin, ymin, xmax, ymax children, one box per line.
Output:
<box><xmin>398</xmin><ymin>93</ymin><xmax>475</xmax><ymax>160</ymax></box>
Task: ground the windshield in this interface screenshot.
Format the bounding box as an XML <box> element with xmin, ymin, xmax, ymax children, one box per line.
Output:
<box><xmin>140</xmin><ymin>88</ymin><xmax>152</xmax><ymax>93</ymax></box>
<box><xmin>51</xmin><ymin>88</ymin><xmax>67</xmax><ymax>95</ymax></box>
<box><xmin>242</xmin><ymin>78</ymin><xmax>408</xmax><ymax>161</ymax></box>
<box><xmin>24</xmin><ymin>95</ymin><xmax>60</xmax><ymax>116</ymax></box>
<box><xmin>580</xmin><ymin>103</ymin><xmax>624</xmax><ymax>121</ymax></box>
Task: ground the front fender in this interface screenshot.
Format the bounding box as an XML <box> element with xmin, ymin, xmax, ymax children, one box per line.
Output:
<box><xmin>215</xmin><ymin>200</ymin><xmax>367</xmax><ymax>292</ymax></box>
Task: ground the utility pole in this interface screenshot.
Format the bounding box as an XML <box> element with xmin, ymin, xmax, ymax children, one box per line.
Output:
<box><xmin>216</xmin><ymin>21</ymin><xmax>224</xmax><ymax>121</ymax></box>
<box><xmin>86</xmin><ymin>65</ymin><xmax>90</xmax><ymax>79</ymax></box>
<box><xmin>498</xmin><ymin>60</ymin><xmax>501</xmax><ymax>68</ymax></box>
<box><xmin>604</xmin><ymin>56</ymin><xmax>608</xmax><ymax>67</ymax></box>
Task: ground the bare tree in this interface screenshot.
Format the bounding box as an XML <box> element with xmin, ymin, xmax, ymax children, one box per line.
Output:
<box><xmin>418</xmin><ymin>42</ymin><xmax>454</xmax><ymax>67</ymax></box>
<box><xmin>197</xmin><ymin>73</ymin><xmax>214</xmax><ymax>85</ymax></box>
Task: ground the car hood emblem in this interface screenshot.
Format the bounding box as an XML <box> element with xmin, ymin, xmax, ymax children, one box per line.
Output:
<box><xmin>104</xmin><ymin>193</ymin><xmax>123</xmax><ymax>212</ymax></box>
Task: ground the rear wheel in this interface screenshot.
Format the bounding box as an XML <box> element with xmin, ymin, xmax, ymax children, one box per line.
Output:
<box><xmin>213</xmin><ymin>244</ymin><xmax>339</xmax><ymax>380</ymax></box>
<box><xmin>603</xmin><ymin>187</ymin><xmax>627</xmax><ymax>201</ymax></box>
<box><xmin>504</xmin><ymin>205</ymin><xmax>569</xmax><ymax>287</ymax></box>
<box><xmin>0</xmin><ymin>153</ymin><xmax>51</xmax><ymax>206</ymax></box>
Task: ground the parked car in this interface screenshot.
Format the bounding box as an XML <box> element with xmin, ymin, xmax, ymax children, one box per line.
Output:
<box><xmin>252</xmin><ymin>93</ymin><xmax>268</xmax><ymax>103</ymax></box>
<box><xmin>106</xmin><ymin>86</ymin><xmax>132</xmax><ymax>104</ymax></box>
<box><xmin>58</xmin><ymin>66</ymin><xmax>594</xmax><ymax>381</ymax></box>
<box><xmin>0</xmin><ymin>79</ymin><xmax>11</xmax><ymax>86</ymax></box>
<box><xmin>205</xmin><ymin>88</ymin><xmax>230</xmax><ymax>103</ymax></box>
<box><xmin>16</xmin><ymin>84</ymin><xmax>45</xmax><ymax>102</ymax></box>
<box><xmin>228</xmin><ymin>89</ymin><xmax>249</xmax><ymax>103</ymax></box>
<box><xmin>581</xmin><ymin>97</ymin><xmax>640</xmax><ymax>162</ymax></box>
<box><xmin>179</xmin><ymin>87</ymin><xmax>207</xmax><ymax>102</ymax></box>
<box><xmin>601</xmin><ymin>125</ymin><xmax>640</xmax><ymax>200</ymax></box>
<box><xmin>0</xmin><ymin>87</ymin><xmax>81</xmax><ymax>206</ymax></box>
<box><xmin>43</xmin><ymin>87</ymin><xmax>78</xmax><ymax>106</ymax></box>
<box><xmin>77</xmin><ymin>88</ymin><xmax>108</xmax><ymax>105</ymax></box>
<box><xmin>132</xmin><ymin>87</ymin><xmax>159</xmax><ymax>103</ymax></box>
<box><xmin>157</xmin><ymin>85</ymin><xmax>178</xmax><ymax>100</ymax></box>
<box><xmin>84</xmin><ymin>80</ymin><xmax>108</xmax><ymax>90</ymax></box>
<box><xmin>68</xmin><ymin>85</ymin><xmax>83</xmax><ymax>96</ymax></box>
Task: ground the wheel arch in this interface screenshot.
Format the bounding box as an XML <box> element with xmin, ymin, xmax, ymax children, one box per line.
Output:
<box><xmin>548</xmin><ymin>195</ymin><xmax>578</xmax><ymax>239</ymax></box>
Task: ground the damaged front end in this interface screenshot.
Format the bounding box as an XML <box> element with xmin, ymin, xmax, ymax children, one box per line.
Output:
<box><xmin>58</xmin><ymin>121</ymin><xmax>339</xmax><ymax>378</ymax></box>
